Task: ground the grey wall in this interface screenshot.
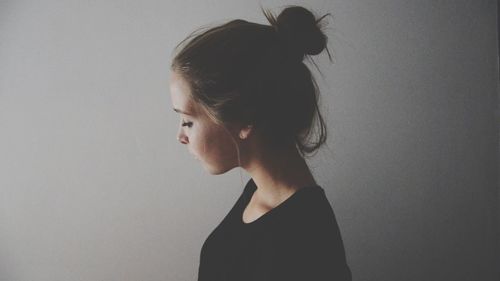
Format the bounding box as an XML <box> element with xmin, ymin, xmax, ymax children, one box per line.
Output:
<box><xmin>0</xmin><ymin>1</ymin><xmax>498</xmax><ymax>280</ymax></box>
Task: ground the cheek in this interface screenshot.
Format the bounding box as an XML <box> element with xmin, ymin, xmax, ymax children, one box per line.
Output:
<box><xmin>192</xmin><ymin>126</ymin><xmax>229</xmax><ymax>155</ymax></box>
<box><xmin>189</xmin><ymin>126</ymin><xmax>211</xmax><ymax>150</ymax></box>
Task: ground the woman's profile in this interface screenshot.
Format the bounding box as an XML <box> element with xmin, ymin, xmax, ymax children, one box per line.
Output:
<box><xmin>169</xmin><ymin>5</ymin><xmax>352</xmax><ymax>281</ymax></box>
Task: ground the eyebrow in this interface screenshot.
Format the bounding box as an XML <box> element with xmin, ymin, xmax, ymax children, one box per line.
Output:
<box><xmin>173</xmin><ymin>108</ymin><xmax>193</xmax><ymax>116</ymax></box>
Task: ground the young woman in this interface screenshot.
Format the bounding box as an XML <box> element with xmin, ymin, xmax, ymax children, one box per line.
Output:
<box><xmin>169</xmin><ymin>5</ymin><xmax>352</xmax><ymax>281</ymax></box>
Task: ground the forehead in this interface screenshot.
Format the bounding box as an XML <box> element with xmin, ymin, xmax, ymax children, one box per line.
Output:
<box><xmin>169</xmin><ymin>71</ymin><xmax>197</xmax><ymax>115</ymax></box>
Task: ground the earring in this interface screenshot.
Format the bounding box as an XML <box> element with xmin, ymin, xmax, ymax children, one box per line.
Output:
<box><xmin>239</xmin><ymin>125</ymin><xmax>252</xmax><ymax>139</ymax></box>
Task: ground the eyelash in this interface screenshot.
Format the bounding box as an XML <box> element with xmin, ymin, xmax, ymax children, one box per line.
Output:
<box><xmin>181</xmin><ymin>121</ymin><xmax>193</xmax><ymax>128</ymax></box>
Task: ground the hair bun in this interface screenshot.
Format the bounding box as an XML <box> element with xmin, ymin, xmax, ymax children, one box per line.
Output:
<box><xmin>266</xmin><ymin>6</ymin><xmax>328</xmax><ymax>61</ymax></box>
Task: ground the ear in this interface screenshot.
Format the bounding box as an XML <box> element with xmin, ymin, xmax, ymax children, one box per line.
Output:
<box><xmin>238</xmin><ymin>125</ymin><xmax>254</xmax><ymax>140</ymax></box>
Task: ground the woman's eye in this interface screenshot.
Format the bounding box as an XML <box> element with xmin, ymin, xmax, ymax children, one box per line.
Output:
<box><xmin>181</xmin><ymin>121</ymin><xmax>193</xmax><ymax>128</ymax></box>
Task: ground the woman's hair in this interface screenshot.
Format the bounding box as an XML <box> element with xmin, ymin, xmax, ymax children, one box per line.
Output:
<box><xmin>171</xmin><ymin>5</ymin><xmax>333</xmax><ymax>159</ymax></box>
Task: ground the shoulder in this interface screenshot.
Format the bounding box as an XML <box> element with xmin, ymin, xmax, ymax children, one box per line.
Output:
<box><xmin>253</xmin><ymin>187</ymin><xmax>352</xmax><ymax>280</ymax></box>
<box><xmin>288</xmin><ymin>186</ymin><xmax>340</xmax><ymax>229</ymax></box>
<box><xmin>270</xmin><ymin>186</ymin><xmax>346</xmax><ymax>250</ymax></box>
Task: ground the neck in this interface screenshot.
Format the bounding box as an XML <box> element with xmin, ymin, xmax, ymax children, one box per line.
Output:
<box><xmin>242</xmin><ymin>143</ymin><xmax>317</xmax><ymax>209</ymax></box>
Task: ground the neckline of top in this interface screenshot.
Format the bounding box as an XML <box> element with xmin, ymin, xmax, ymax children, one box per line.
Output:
<box><xmin>240</xmin><ymin>178</ymin><xmax>322</xmax><ymax>226</ymax></box>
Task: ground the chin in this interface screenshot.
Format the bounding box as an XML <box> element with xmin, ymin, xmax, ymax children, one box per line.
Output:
<box><xmin>204</xmin><ymin>163</ymin><xmax>237</xmax><ymax>175</ymax></box>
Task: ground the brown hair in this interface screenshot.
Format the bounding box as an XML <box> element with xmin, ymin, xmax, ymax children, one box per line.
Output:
<box><xmin>171</xmin><ymin>5</ymin><xmax>333</xmax><ymax>159</ymax></box>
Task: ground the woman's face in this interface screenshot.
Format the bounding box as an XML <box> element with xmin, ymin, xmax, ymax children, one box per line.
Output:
<box><xmin>169</xmin><ymin>71</ymin><xmax>240</xmax><ymax>174</ymax></box>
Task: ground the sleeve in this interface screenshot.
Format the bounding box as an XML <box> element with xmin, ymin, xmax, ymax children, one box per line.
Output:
<box><xmin>250</xmin><ymin>207</ymin><xmax>352</xmax><ymax>281</ymax></box>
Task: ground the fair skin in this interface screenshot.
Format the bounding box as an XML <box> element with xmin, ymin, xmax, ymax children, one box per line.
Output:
<box><xmin>169</xmin><ymin>71</ymin><xmax>318</xmax><ymax>223</ymax></box>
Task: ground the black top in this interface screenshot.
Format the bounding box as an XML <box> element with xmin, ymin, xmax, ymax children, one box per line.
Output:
<box><xmin>197</xmin><ymin>178</ymin><xmax>352</xmax><ymax>281</ymax></box>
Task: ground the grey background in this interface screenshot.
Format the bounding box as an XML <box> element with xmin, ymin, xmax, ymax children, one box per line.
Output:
<box><xmin>0</xmin><ymin>0</ymin><xmax>498</xmax><ymax>280</ymax></box>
